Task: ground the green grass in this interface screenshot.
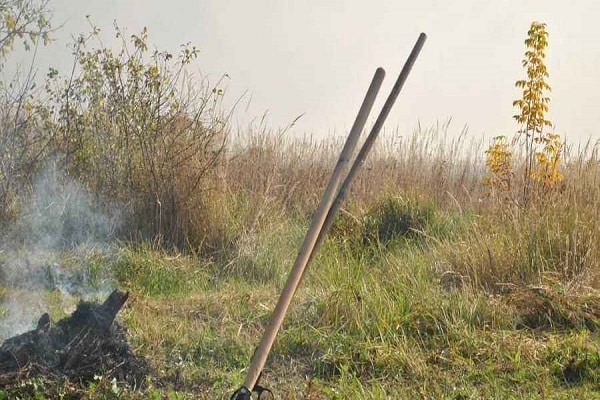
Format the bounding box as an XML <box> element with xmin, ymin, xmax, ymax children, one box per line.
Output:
<box><xmin>2</xmin><ymin>192</ymin><xmax>600</xmax><ymax>399</ymax></box>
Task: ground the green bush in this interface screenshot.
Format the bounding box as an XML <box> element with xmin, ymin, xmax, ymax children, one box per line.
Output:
<box><xmin>362</xmin><ymin>195</ymin><xmax>435</xmax><ymax>245</ymax></box>
<box><xmin>331</xmin><ymin>195</ymin><xmax>442</xmax><ymax>247</ymax></box>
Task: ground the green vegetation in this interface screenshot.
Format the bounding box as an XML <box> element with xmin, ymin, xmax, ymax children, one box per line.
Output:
<box><xmin>1</xmin><ymin>6</ymin><xmax>600</xmax><ymax>399</ymax></box>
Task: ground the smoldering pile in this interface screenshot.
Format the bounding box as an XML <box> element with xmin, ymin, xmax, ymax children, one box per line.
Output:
<box><xmin>0</xmin><ymin>289</ymin><xmax>150</xmax><ymax>387</ymax></box>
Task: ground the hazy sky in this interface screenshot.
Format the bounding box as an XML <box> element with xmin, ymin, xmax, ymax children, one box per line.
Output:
<box><xmin>7</xmin><ymin>0</ymin><xmax>600</xmax><ymax>144</ymax></box>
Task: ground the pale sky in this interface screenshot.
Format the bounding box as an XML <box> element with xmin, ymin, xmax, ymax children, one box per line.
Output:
<box><xmin>7</xmin><ymin>0</ymin><xmax>600</xmax><ymax>144</ymax></box>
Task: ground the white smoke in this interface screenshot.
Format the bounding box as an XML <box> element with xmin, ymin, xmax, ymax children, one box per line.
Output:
<box><xmin>0</xmin><ymin>163</ymin><xmax>120</xmax><ymax>340</ymax></box>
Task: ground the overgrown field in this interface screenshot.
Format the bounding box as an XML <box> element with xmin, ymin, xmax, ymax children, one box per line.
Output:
<box><xmin>2</xmin><ymin>126</ymin><xmax>600</xmax><ymax>399</ymax></box>
<box><xmin>1</xmin><ymin>11</ymin><xmax>600</xmax><ymax>399</ymax></box>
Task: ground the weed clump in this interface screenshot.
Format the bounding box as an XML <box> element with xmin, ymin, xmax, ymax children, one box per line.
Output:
<box><xmin>362</xmin><ymin>196</ymin><xmax>434</xmax><ymax>245</ymax></box>
<box><xmin>330</xmin><ymin>195</ymin><xmax>441</xmax><ymax>249</ymax></box>
<box><xmin>507</xmin><ymin>285</ymin><xmax>600</xmax><ymax>331</ymax></box>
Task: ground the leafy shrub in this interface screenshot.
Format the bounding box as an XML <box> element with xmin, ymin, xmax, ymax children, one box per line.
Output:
<box><xmin>44</xmin><ymin>23</ymin><xmax>229</xmax><ymax>248</ymax></box>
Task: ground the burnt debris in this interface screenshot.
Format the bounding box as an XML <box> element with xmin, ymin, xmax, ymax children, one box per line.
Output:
<box><xmin>0</xmin><ymin>289</ymin><xmax>150</xmax><ymax>387</ymax></box>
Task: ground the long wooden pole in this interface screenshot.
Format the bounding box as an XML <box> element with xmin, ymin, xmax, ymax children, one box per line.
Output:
<box><xmin>308</xmin><ymin>33</ymin><xmax>427</xmax><ymax>264</ymax></box>
<box><xmin>238</xmin><ymin>67</ymin><xmax>386</xmax><ymax>396</ymax></box>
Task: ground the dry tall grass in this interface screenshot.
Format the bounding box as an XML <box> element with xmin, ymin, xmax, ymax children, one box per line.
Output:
<box><xmin>198</xmin><ymin>122</ymin><xmax>600</xmax><ymax>293</ymax></box>
<box><xmin>217</xmin><ymin>120</ymin><xmax>486</xmax><ymax>219</ymax></box>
